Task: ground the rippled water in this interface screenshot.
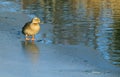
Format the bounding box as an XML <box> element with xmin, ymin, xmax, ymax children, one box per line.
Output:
<box><xmin>2</xmin><ymin>0</ymin><xmax>120</xmax><ymax>66</ymax></box>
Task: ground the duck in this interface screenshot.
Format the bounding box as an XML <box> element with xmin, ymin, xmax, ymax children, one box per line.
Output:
<box><xmin>22</xmin><ymin>17</ymin><xmax>40</xmax><ymax>40</ymax></box>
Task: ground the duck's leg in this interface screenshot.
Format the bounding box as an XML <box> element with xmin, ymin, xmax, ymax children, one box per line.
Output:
<box><xmin>31</xmin><ymin>35</ymin><xmax>35</xmax><ymax>40</ymax></box>
<box><xmin>25</xmin><ymin>34</ymin><xmax>30</xmax><ymax>40</ymax></box>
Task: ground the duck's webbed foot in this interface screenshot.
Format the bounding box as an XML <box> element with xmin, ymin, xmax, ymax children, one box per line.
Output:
<box><xmin>25</xmin><ymin>34</ymin><xmax>30</xmax><ymax>40</ymax></box>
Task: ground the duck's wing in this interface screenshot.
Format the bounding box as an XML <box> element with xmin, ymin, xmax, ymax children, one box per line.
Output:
<box><xmin>22</xmin><ymin>22</ymin><xmax>31</xmax><ymax>34</ymax></box>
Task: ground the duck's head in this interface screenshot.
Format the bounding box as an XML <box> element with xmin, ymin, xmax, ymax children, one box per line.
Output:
<box><xmin>32</xmin><ymin>17</ymin><xmax>40</xmax><ymax>24</ymax></box>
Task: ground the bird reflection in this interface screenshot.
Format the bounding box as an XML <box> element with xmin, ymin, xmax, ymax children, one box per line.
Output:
<box><xmin>21</xmin><ymin>40</ymin><xmax>39</xmax><ymax>63</ymax></box>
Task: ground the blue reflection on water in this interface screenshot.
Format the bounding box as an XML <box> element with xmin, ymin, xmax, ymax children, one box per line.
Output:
<box><xmin>2</xmin><ymin>0</ymin><xmax>120</xmax><ymax>66</ymax></box>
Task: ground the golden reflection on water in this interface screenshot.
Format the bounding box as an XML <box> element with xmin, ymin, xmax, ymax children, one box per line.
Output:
<box><xmin>11</xmin><ymin>0</ymin><xmax>120</xmax><ymax>66</ymax></box>
<box><xmin>21</xmin><ymin>41</ymin><xmax>39</xmax><ymax>63</ymax></box>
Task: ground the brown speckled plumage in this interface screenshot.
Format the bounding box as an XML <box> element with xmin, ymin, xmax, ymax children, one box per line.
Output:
<box><xmin>22</xmin><ymin>17</ymin><xmax>40</xmax><ymax>40</ymax></box>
